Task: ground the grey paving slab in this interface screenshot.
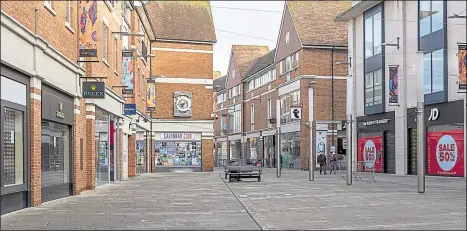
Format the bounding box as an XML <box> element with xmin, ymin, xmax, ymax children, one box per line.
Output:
<box><xmin>1</xmin><ymin>169</ymin><xmax>465</xmax><ymax>230</ymax></box>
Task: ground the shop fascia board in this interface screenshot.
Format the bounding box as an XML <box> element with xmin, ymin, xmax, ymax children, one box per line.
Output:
<box><xmin>151</xmin><ymin>120</ymin><xmax>214</xmax><ymax>133</ymax></box>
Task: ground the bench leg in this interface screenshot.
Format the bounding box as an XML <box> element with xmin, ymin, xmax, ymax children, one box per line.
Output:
<box><xmin>225</xmin><ymin>173</ymin><xmax>227</xmax><ymax>179</ymax></box>
<box><xmin>258</xmin><ymin>175</ymin><xmax>261</xmax><ymax>182</ymax></box>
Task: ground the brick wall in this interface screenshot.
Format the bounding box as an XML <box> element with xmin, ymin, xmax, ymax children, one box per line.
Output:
<box><xmin>85</xmin><ymin>109</ymin><xmax>96</xmax><ymax>189</ymax></box>
<box><xmin>128</xmin><ymin>135</ymin><xmax>136</xmax><ymax>177</ymax></box>
<box><xmin>30</xmin><ymin>87</ymin><xmax>42</xmax><ymax>206</ymax></box>
<box><xmin>202</xmin><ymin>139</ymin><xmax>214</xmax><ymax>171</ymax></box>
<box><xmin>73</xmin><ymin>98</ymin><xmax>88</xmax><ymax>194</ymax></box>
<box><xmin>118</xmin><ymin>128</ymin><xmax>124</xmax><ymax>180</ymax></box>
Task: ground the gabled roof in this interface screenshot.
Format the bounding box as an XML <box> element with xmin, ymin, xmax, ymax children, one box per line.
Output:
<box><xmin>232</xmin><ymin>45</ymin><xmax>269</xmax><ymax>78</ymax></box>
<box><xmin>145</xmin><ymin>1</ymin><xmax>216</xmax><ymax>43</ymax></box>
<box><xmin>288</xmin><ymin>1</ymin><xmax>351</xmax><ymax>46</ymax></box>
<box><xmin>243</xmin><ymin>49</ymin><xmax>276</xmax><ymax>80</ymax></box>
<box><xmin>213</xmin><ymin>75</ymin><xmax>227</xmax><ymax>92</ymax></box>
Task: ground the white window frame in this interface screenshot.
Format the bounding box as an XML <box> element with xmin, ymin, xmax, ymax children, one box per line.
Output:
<box><xmin>285</xmin><ymin>31</ymin><xmax>290</xmax><ymax>44</ymax></box>
<box><xmin>141</xmin><ymin>72</ymin><xmax>145</xmax><ymax>99</ymax></box>
<box><xmin>267</xmin><ymin>99</ymin><xmax>272</xmax><ymax>119</ymax></box>
<box><xmin>66</xmin><ymin>1</ymin><xmax>71</xmax><ymax>25</ymax></box>
<box><xmin>102</xmin><ymin>23</ymin><xmax>109</xmax><ymax>62</ymax></box>
<box><xmin>250</xmin><ymin>104</ymin><xmax>255</xmax><ymax>124</ymax></box>
<box><xmin>280</xmin><ymin>61</ymin><xmax>283</xmax><ymax>75</ymax></box>
<box><xmin>114</xmin><ymin>37</ymin><xmax>118</xmax><ymax>72</ymax></box>
<box><xmin>296</xmin><ymin>52</ymin><xmax>300</xmax><ymax>68</ymax></box>
<box><xmin>137</xmin><ymin>68</ymin><xmax>141</xmax><ymax>95</ymax></box>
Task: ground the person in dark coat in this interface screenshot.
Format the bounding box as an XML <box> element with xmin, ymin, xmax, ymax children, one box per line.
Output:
<box><xmin>318</xmin><ymin>153</ymin><xmax>327</xmax><ymax>175</ymax></box>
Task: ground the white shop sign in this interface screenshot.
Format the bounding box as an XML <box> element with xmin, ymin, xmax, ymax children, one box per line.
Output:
<box><xmin>160</xmin><ymin>133</ymin><xmax>198</xmax><ymax>140</ymax></box>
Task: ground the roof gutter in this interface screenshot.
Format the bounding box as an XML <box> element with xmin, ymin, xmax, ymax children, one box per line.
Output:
<box><xmin>155</xmin><ymin>38</ymin><xmax>216</xmax><ymax>45</ymax></box>
<box><xmin>334</xmin><ymin>0</ymin><xmax>382</xmax><ymax>22</ymax></box>
<box><xmin>302</xmin><ymin>44</ymin><xmax>348</xmax><ymax>50</ymax></box>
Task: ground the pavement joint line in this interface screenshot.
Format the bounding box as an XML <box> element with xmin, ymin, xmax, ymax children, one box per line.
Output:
<box><xmin>218</xmin><ymin>173</ymin><xmax>264</xmax><ymax>231</ymax></box>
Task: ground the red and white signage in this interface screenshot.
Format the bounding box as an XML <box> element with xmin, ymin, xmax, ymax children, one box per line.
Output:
<box><xmin>357</xmin><ymin>136</ymin><xmax>384</xmax><ymax>173</ymax></box>
<box><xmin>427</xmin><ymin>129</ymin><xmax>464</xmax><ymax>177</ymax></box>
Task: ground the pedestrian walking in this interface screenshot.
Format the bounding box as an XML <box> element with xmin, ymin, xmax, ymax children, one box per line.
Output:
<box><xmin>329</xmin><ymin>152</ymin><xmax>337</xmax><ymax>174</ymax></box>
<box><xmin>318</xmin><ymin>153</ymin><xmax>327</xmax><ymax>175</ymax></box>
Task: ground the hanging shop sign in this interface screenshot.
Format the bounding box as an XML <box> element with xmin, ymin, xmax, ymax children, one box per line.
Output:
<box><xmin>78</xmin><ymin>0</ymin><xmax>98</xmax><ymax>58</ymax></box>
<box><xmin>357</xmin><ymin>136</ymin><xmax>384</xmax><ymax>173</ymax></box>
<box><xmin>427</xmin><ymin>129</ymin><xmax>464</xmax><ymax>177</ymax></box>
<box><xmin>458</xmin><ymin>44</ymin><xmax>467</xmax><ymax>90</ymax></box>
<box><xmin>122</xmin><ymin>51</ymin><xmax>134</xmax><ymax>94</ymax></box>
<box><xmin>82</xmin><ymin>81</ymin><xmax>105</xmax><ymax>98</ymax></box>
<box><xmin>290</xmin><ymin>107</ymin><xmax>302</xmax><ymax>120</ymax></box>
<box><xmin>146</xmin><ymin>81</ymin><xmax>156</xmax><ymax>111</ymax></box>
<box><xmin>123</xmin><ymin>104</ymin><xmax>136</xmax><ymax>115</ymax></box>
<box><xmin>388</xmin><ymin>65</ymin><xmax>399</xmax><ymax>104</ymax></box>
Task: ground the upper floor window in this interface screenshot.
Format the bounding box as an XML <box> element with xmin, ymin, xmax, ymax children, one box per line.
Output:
<box><xmin>285</xmin><ymin>32</ymin><xmax>290</xmax><ymax>44</ymax></box>
<box><xmin>122</xmin><ymin>1</ymin><xmax>131</xmax><ymax>27</ymax></box>
<box><xmin>114</xmin><ymin>37</ymin><xmax>118</xmax><ymax>72</ymax></box>
<box><xmin>280</xmin><ymin>90</ymin><xmax>300</xmax><ymax>123</ymax></box>
<box><xmin>231</xmin><ymin>69</ymin><xmax>236</xmax><ymax>79</ymax></box>
<box><xmin>364</xmin><ymin>11</ymin><xmax>382</xmax><ymax>58</ymax></box>
<box><xmin>419</xmin><ymin>1</ymin><xmax>444</xmax><ymax>37</ymax></box>
<box><xmin>423</xmin><ymin>49</ymin><xmax>444</xmax><ymax>94</ymax></box>
<box><xmin>364</xmin><ymin>69</ymin><xmax>383</xmax><ymax>106</ymax></box>
<box><xmin>250</xmin><ymin>104</ymin><xmax>255</xmax><ymax>124</ymax></box>
<box><xmin>280</xmin><ymin>52</ymin><xmax>300</xmax><ymax>76</ymax></box>
<box><xmin>66</xmin><ymin>1</ymin><xmax>71</xmax><ymax>25</ymax></box>
<box><xmin>247</xmin><ymin>69</ymin><xmax>275</xmax><ymax>92</ymax></box>
<box><xmin>267</xmin><ymin>99</ymin><xmax>272</xmax><ymax>127</ymax></box>
<box><xmin>217</xmin><ymin>93</ymin><xmax>225</xmax><ymax>103</ymax></box>
<box><xmin>102</xmin><ymin>23</ymin><xmax>109</xmax><ymax>62</ymax></box>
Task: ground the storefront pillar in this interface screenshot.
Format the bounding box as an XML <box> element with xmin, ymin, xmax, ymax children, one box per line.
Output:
<box><xmin>73</xmin><ymin>98</ymin><xmax>86</xmax><ymax>195</ymax></box>
<box><xmin>202</xmin><ymin>138</ymin><xmax>214</xmax><ymax>172</ymax></box>
<box><xmin>30</xmin><ymin>76</ymin><xmax>42</xmax><ymax>206</ymax></box>
<box><xmin>128</xmin><ymin>135</ymin><xmax>136</xmax><ymax>177</ymax></box>
<box><xmin>85</xmin><ymin>104</ymin><xmax>96</xmax><ymax>189</ymax></box>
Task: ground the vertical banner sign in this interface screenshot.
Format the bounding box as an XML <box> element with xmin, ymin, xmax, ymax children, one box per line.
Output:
<box><xmin>78</xmin><ymin>0</ymin><xmax>98</xmax><ymax>58</ymax></box>
<box><xmin>458</xmin><ymin>44</ymin><xmax>467</xmax><ymax>90</ymax></box>
<box><xmin>146</xmin><ymin>81</ymin><xmax>156</xmax><ymax>111</ymax></box>
<box><xmin>357</xmin><ymin>136</ymin><xmax>384</xmax><ymax>173</ymax></box>
<box><xmin>122</xmin><ymin>51</ymin><xmax>134</xmax><ymax>94</ymax></box>
<box><xmin>388</xmin><ymin>65</ymin><xmax>399</xmax><ymax>104</ymax></box>
<box><xmin>315</xmin><ymin>131</ymin><xmax>327</xmax><ymax>165</ymax></box>
<box><xmin>427</xmin><ymin>129</ymin><xmax>464</xmax><ymax>177</ymax></box>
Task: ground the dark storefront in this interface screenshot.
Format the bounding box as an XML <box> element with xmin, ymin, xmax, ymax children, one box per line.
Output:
<box><xmin>356</xmin><ymin>111</ymin><xmax>396</xmax><ymax>174</ymax></box>
<box><xmin>263</xmin><ymin>135</ymin><xmax>276</xmax><ymax>168</ymax></box>
<box><xmin>1</xmin><ymin>66</ymin><xmax>30</xmax><ymax>215</ymax></box>
<box><xmin>41</xmin><ymin>85</ymin><xmax>74</xmax><ymax>203</ymax></box>
<box><xmin>407</xmin><ymin>100</ymin><xmax>465</xmax><ymax>177</ymax></box>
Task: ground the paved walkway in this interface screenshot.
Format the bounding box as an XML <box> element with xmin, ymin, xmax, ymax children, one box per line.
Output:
<box><xmin>1</xmin><ymin>169</ymin><xmax>465</xmax><ymax>230</ymax></box>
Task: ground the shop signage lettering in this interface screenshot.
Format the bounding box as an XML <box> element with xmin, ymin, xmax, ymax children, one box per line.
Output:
<box><xmin>160</xmin><ymin>133</ymin><xmax>196</xmax><ymax>140</ymax></box>
<box><xmin>428</xmin><ymin>108</ymin><xmax>440</xmax><ymax>121</ymax></box>
<box><xmin>362</xmin><ymin>119</ymin><xmax>389</xmax><ymax>126</ymax></box>
<box><xmin>82</xmin><ymin>82</ymin><xmax>105</xmax><ymax>99</ymax></box>
<box><xmin>56</xmin><ymin>102</ymin><xmax>65</xmax><ymax>119</ymax></box>
<box><xmin>124</xmin><ymin>104</ymin><xmax>137</xmax><ymax>115</ymax></box>
<box><xmin>427</xmin><ymin>130</ymin><xmax>464</xmax><ymax>177</ymax></box>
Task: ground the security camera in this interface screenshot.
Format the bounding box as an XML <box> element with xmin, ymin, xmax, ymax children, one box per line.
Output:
<box><xmin>211</xmin><ymin>113</ymin><xmax>219</xmax><ymax>120</ymax></box>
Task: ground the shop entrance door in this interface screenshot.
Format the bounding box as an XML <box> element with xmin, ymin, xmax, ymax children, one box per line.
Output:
<box><xmin>40</xmin><ymin>121</ymin><xmax>72</xmax><ymax>203</ymax></box>
<box><xmin>122</xmin><ymin>135</ymin><xmax>128</xmax><ymax>180</ymax></box>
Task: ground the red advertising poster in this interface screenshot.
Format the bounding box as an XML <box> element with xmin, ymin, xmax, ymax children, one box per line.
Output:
<box><xmin>427</xmin><ymin>129</ymin><xmax>464</xmax><ymax>177</ymax></box>
<box><xmin>357</xmin><ymin>136</ymin><xmax>384</xmax><ymax>173</ymax></box>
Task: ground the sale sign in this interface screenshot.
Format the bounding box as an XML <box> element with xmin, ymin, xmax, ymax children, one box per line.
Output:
<box><xmin>357</xmin><ymin>136</ymin><xmax>384</xmax><ymax>173</ymax></box>
<box><xmin>427</xmin><ymin>129</ymin><xmax>464</xmax><ymax>177</ymax></box>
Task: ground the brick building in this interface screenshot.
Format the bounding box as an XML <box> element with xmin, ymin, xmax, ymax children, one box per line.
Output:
<box><xmin>213</xmin><ymin>1</ymin><xmax>351</xmax><ymax>171</ymax></box>
<box><xmin>143</xmin><ymin>1</ymin><xmax>216</xmax><ymax>172</ymax></box>
<box><xmin>1</xmin><ymin>0</ymin><xmax>154</xmax><ymax>214</ymax></box>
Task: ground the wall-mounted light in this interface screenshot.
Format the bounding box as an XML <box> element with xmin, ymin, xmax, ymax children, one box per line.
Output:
<box><xmin>336</xmin><ymin>57</ymin><xmax>352</xmax><ymax>68</ymax></box>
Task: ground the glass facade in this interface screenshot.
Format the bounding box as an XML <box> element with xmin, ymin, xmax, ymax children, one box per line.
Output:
<box><xmin>423</xmin><ymin>49</ymin><xmax>444</xmax><ymax>94</ymax></box>
<box><xmin>364</xmin><ymin>69</ymin><xmax>383</xmax><ymax>106</ymax></box>
<box><xmin>365</xmin><ymin>11</ymin><xmax>382</xmax><ymax>58</ymax></box>
<box><xmin>136</xmin><ymin>136</ymin><xmax>147</xmax><ymax>174</ymax></box>
<box><xmin>215</xmin><ymin>141</ymin><xmax>228</xmax><ymax>167</ymax></box>
<box><xmin>419</xmin><ymin>0</ymin><xmax>444</xmax><ymax>38</ymax></box>
<box><xmin>41</xmin><ymin>122</ymin><xmax>70</xmax><ymax>189</ymax></box>
<box><xmin>2</xmin><ymin>108</ymin><xmax>24</xmax><ymax>186</ymax></box>
<box><xmin>155</xmin><ymin>141</ymin><xmax>201</xmax><ymax>166</ymax></box>
<box><xmin>263</xmin><ymin>135</ymin><xmax>276</xmax><ymax>168</ymax></box>
<box><xmin>95</xmin><ymin>109</ymin><xmax>109</xmax><ymax>186</ymax></box>
<box><xmin>229</xmin><ymin>140</ymin><xmax>241</xmax><ymax>161</ymax></box>
<box><xmin>246</xmin><ymin>137</ymin><xmax>260</xmax><ymax>163</ymax></box>
<box><xmin>280</xmin><ymin>132</ymin><xmax>301</xmax><ymax>169</ymax></box>
<box><xmin>280</xmin><ymin>90</ymin><xmax>300</xmax><ymax>124</ymax></box>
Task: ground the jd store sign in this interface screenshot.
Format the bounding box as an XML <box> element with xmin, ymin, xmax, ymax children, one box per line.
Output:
<box><xmin>82</xmin><ymin>82</ymin><xmax>105</xmax><ymax>99</ymax></box>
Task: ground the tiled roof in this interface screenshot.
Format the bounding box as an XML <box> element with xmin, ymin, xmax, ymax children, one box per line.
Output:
<box><xmin>213</xmin><ymin>75</ymin><xmax>227</xmax><ymax>92</ymax></box>
<box><xmin>232</xmin><ymin>45</ymin><xmax>270</xmax><ymax>77</ymax></box>
<box><xmin>244</xmin><ymin>49</ymin><xmax>276</xmax><ymax>79</ymax></box>
<box><xmin>145</xmin><ymin>1</ymin><xmax>216</xmax><ymax>43</ymax></box>
<box><xmin>288</xmin><ymin>1</ymin><xmax>351</xmax><ymax>46</ymax></box>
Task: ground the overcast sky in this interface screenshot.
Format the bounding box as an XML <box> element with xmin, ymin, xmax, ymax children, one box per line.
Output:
<box><xmin>211</xmin><ymin>1</ymin><xmax>284</xmax><ymax>76</ymax></box>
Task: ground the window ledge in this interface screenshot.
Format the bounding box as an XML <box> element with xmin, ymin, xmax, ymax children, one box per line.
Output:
<box><xmin>114</xmin><ymin>70</ymin><xmax>119</xmax><ymax>76</ymax></box>
<box><xmin>65</xmin><ymin>22</ymin><xmax>75</xmax><ymax>34</ymax></box>
<box><xmin>44</xmin><ymin>2</ymin><xmax>56</xmax><ymax>16</ymax></box>
<box><xmin>103</xmin><ymin>59</ymin><xmax>110</xmax><ymax>67</ymax></box>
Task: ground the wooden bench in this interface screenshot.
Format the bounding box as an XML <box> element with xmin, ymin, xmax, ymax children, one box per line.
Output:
<box><xmin>225</xmin><ymin>166</ymin><xmax>262</xmax><ymax>182</ymax></box>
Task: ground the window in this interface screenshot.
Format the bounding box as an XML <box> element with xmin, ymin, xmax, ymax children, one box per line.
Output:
<box><xmin>423</xmin><ymin>49</ymin><xmax>444</xmax><ymax>94</ymax></box>
<box><xmin>232</xmin><ymin>69</ymin><xmax>236</xmax><ymax>79</ymax></box>
<box><xmin>295</xmin><ymin>52</ymin><xmax>300</xmax><ymax>68</ymax></box>
<box><xmin>280</xmin><ymin>90</ymin><xmax>300</xmax><ymax>123</ymax></box>
<box><xmin>229</xmin><ymin>105</ymin><xmax>241</xmax><ymax>133</ymax></box>
<box><xmin>122</xmin><ymin>1</ymin><xmax>131</xmax><ymax>27</ymax></box>
<box><xmin>364</xmin><ymin>69</ymin><xmax>383</xmax><ymax>106</ymax></box>
<box><xmin>141</xmin><ymin>73</ymin><xmax>145</xmax><ymax>99</ymax></box>
<box><xmin>365</xmin><ymin>12</ymin><xmax>382</xmax><ymax>58</ymax></box>
<box><xmin>267</xmin><ymin>99</ymin><xmax>272</xmax><ymax>119</ymax></box>
<box><xmin>102</xmin><ymin>23</ymin><xmax>109</xmax><ymax>62</ymax></box>
<box><xmin>272</xmin><ymin>69</ymin><xmax>276</xmax><ymax>80</ymax></box>
<box><xmin>2</xmin><ymin>108</ymin><xmax>24</xmax><ymax>186</ymax></box>
<box><xmin>137</xmin><ymin>68</ymin><xmax>141</xmax><ymax>94</ymax></box>
<box><xmin>66</xmin><ymin>1</ymin><xmax>71</xmax><ymax>25</ymax></box>
<box><xmin>286</xmin><ymin>56</ymin><xmax>292</xmax><ymax>72</ymax></box>
<box><xmin>250</xmin><ymin>104</ymin><xmax>255</xmax><ymax>123</ymax></box>
<box><xmin>114</xmin><ymin>37</ymin><xmax>118</xmax><ymax>72</ymax></box>
<box><xmin>419</xmin><ymin>1</ymin><xmax>444</xmax><ymax>37</ymax></box>
<box><xmin>280</xmin><ymin>61</ymin><xmax>283</xmax><ymax>75</ymax></box>
<box><xmin>285</xmin><ymin>32</ymin><xmax>290</xmax><ymax>44</ymax></box>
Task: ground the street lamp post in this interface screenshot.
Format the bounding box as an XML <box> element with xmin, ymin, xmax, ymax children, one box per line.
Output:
<box><xmin>416</xmin><ymin>51</ymin><xmax>425</xmax><ymax>193</ymax></box>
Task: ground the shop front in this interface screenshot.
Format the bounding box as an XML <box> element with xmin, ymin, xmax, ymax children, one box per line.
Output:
<box><xmin>280</xmin><ymin>131</ymin><xmax>301</xmax><ymax>169</ymax></box>
<box><xmin>356</xmin><ymin>111</ymin><xmax>395</xmax><ymax>174</ymax></box>
<box><xmin>136</xmin><ymin>132</ymin><xmax>147</xmax><ymax>175</ymax></box>
<box><xmin>407</xmin><ymin>100</ymin><xmax>465</xmax><ymax>177</ymax></box>
<box><xmin>214</xmin><ymin>140</ymin><xmax>228</xmax><ymax>167</ymax></box>
<box><xmin>155</xmin><ymin>132</ymin><xmax>202</xmax><ymax>172</ymax></box>
<box><xmin>246</xmin><ymin>134</ymin><xmax>260</xmax><ymax>164</ymax></box>
<box><xmin>40</xmin><ymin>85</ymin><xmax>74</xmax><ymax>203</ymax></box>
<box><xmin>1</xmin><ymin>67</ymin><xmax>30</xmax><ymax>215</ymax></box>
